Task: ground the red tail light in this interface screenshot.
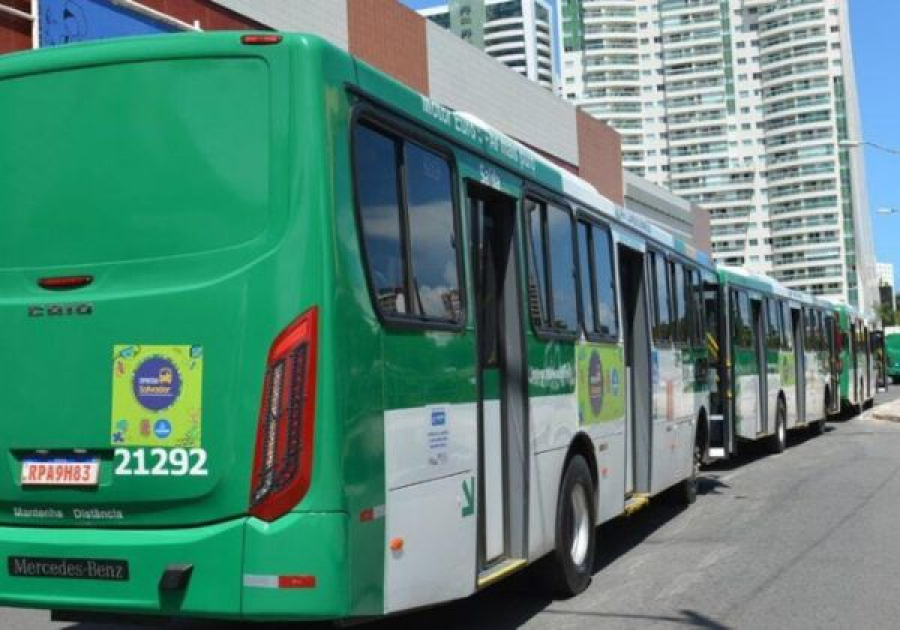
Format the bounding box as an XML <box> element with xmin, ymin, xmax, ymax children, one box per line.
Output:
<box><xmin>241</xmin><ymin>34</ymin><xmax>282</xmax><ymax>45</ymax></box>
<box><xmin>250</xmin><ymin>308</ymin><xmax>318</xmax><ymax>522</ymax></box>
<box><xmin>38</xmin><ymin>275</ymin><xmax>93</xmax><ymax>290</ymax></box>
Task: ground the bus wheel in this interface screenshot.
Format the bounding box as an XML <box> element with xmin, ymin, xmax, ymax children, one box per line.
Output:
<box><xmin>543</xmin><ymin>455</ymin><xmax>596</xmax><ymax>598</ymax></box>
<box><xmin>768</xmin><ymin>399</ymin><xmax>787</xmax><ymax>454</ymax></box>
<box><xmin>670</xmin><ymin>441</ymin><xmax>699</xmax><ymax>505</ymax></box>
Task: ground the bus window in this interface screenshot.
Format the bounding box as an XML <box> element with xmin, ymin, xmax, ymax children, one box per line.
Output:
<box><xmin>650</xmin><ymin>252</ymin><xmax>671</xmax><ymax>343</ymax></box>
<box><xmin>527</xmin><ymin>199</ymin><xmax>577</xmax><ymax>334</ymax></box>
<box><xmin>592</xmin><ymin>225</ymin><xmax>618</xmax><ymax>339</ymax></box>
<box><xmin>526</xmin><ymin>199</ymin><xmax>550</xmax><ymax>329</ymax></box>
<box><xmin>353</xmin><ymin>124</ymin><xmax>463</xmax><ymax>324</ymax></box>
<box><xmin>577</xmin><ymin>222</ymin><xmax>596</xmax><ymax>335</ymax></box>
<box><xmin>766</xmin><ymin>299</ymin><xmax>782</xmax><ymax>349</ymax></box>
<box><xmin>353</xmin><ymin>124</ymin><xmax>407</xmax><ymax>316</ymax></box>
<box><xmin>547</xmin><ymin>205</ymin><xmax>577</xmax><ymax>333</ymax></box>
<box><xmin>404</xmin><ymin>142</ymin><xmax>461</xmax><ymax>321</ymax></box>
<box><xmin>690</xmin><ymin>269</ymin><xmax>703</xmax><ymax>346</ymax></box>
<box><xmin>732</xmin><ymin>291</ymin><xmax>752</xmax><ymax>348</ymax></box>
<box><xmin>781</xmin><ymin>302</ymin><xmax>793</xmax><ymax>351</ymax></box>
<box><xmin>670</xmin><ymin>262</ymin><xmax>688</xmax><ymax>344</ymax></box>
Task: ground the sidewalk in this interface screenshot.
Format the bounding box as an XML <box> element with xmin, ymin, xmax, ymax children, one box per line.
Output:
<box><xmin>871</xmin><ymin>398</ymin><xmax>900</xmax><ymax>422</ymax></box>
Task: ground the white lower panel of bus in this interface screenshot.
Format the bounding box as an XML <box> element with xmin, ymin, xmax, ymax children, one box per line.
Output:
<box><xmin>384</xmin><ymin>470</ymin><xmax>477</xmax><ymax>613</ymax></box>
<box><xmin>482</xmin><ymin>399</ymin><xmax>504</xmax><ymax>563</ymax></box>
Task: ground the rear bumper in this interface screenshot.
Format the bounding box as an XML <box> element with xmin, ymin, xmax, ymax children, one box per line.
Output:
<box><xmin>0</xmin><ymin>512</ymin><xmax>349</xmax><ymax>621</ymax></box>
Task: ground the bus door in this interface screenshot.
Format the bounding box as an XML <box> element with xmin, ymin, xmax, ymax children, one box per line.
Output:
<box><xmin>468</xmin><ymin>184</ymin><xmax>528</xmax><ymax>574</ymax></box>
<box><xmin>703</xmin><ymin>275</ymin><xmax>728</xmax><ymax>458</ymax></box>
<box><xmin>864</xmin><ymin>327</ymin><xmax>873</xmax><ymax>400</ymax></box>
<box><xmin>791</xmin><ymin>306</ymin><xmax>805</xmax><ymax>425</ymax></box>
<box><xmin>751</xmin><ymin>297</ymin><xmax>769</xmax><ymax>435</ymax></box>
<box><xmin>617</xmin><ymin>244</ymin><xmax>651</xmax><ymax>496</ymax></box>
<box><xmin>873</xmin><ymin>330</ymin><xmax>886</xmax><ymax>391</ymax></box>
<box><xmin>827</xmin><ymin>314</ymin><xmax>840</xmax><ymax>415</ymax></box>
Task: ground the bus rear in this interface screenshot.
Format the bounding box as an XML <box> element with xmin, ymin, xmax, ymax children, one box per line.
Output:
<box><xmin>886</xmin><ymin>334</ymin><xmax>900</xmax><ymax>384</ymax></box>
<box><xmin>0</xmin><ymin>34</ymin><xmax>348</xmax><ymax>620</ymax></box>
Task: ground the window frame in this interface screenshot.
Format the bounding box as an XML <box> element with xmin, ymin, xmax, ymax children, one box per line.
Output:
<box><xmin>649</xmin><ymin>248</ymin><xmax>673</xmax><ymax>346</ymax></box>
<box><xmin>524</xmin><ymin>190</ymin><xmax>579</xmax><ymax>341</ymax></box>
<box><xmin>575</xmin><ymin>214</ymin><xmax>619</xmax><ymax>343</ymax></box>
<box><xmin>350</xmin><ymin>108</ymin><xmax>467</xmax><ymax>332</ymax></box>
<box><xmin>669</xmin><ymin>260</ymin><xmax>689</xmax><ymax>346</ymax></box>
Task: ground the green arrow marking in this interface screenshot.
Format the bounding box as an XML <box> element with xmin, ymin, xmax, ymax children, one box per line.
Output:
<box><xmin>461</xmin><ymin>476</ymin><xmax>475</xmax><ymax>518</ymax></box>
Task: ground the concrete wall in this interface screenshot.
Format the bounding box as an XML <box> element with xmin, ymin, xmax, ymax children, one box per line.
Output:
<box><xmin>214</xmin><ymin>0</ymin><xmax>348</xmax><ymax>48</ymax></box>
<box><xmin>426</xmin><ymin>21</ymin><xmax>578</xmax><ymax>166</ymax></box>
<box><xmin>625</xmin><ymin>171</ymin><xmax>711</xmax><ymax>252</ymax></box>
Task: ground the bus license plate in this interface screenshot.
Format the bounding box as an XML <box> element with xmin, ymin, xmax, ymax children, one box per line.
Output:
<box><xmin>21</xmin><ymin>459</ymin><xmax>100</xmax><ymax>487</ymax></box>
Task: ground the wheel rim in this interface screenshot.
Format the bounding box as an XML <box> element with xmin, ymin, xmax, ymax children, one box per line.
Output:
<box><xmin>569</xmin><ymin>482</ymin><xmax>590</xmax><ymax>568</ymax></box>
<box><xmin>779</xmin><ymin>414</ymin><xmax>785</xmax><ymax>443</ymax></box>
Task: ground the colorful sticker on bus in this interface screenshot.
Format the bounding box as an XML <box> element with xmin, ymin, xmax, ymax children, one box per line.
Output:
<box><xmin>576</xmin><ymin>344</ymin><xmax>625</xmax><ymax>425</ymax></box>
<box><xmin>110</xmin><ymin>345</ymin><xmax>203</xmax><ymax>447</ymax></box>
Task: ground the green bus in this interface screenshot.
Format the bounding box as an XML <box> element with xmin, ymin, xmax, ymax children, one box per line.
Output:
<box><xmin>0</xmin><ymin>32</ymin><xmax>721</xmax><ymax>622</ymax></box>
<box><xmin>704</xmin><ymin>268</ymin><xmax>835</xmax><ymax>457</ymax></box>
<box><xmin>831</xmin><ymin>303</ymin><xmax>877</xmax><ymax>412</ymax></box>
<box><xmin>886</xmin><ymin>333</ymin><xmax>900</xmax><ymax>384</ymax></box>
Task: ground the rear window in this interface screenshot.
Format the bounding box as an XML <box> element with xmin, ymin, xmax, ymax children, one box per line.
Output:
<box><xmin>0</xmin><ymin>58</ymin><xmax>270</xmax><ymax>268</ymax></box>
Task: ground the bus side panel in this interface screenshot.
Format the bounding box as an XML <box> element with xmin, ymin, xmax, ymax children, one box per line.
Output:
<box><xmin>575</xmin><ymin>342</ymin><xmax>627</xmax><ymax>526</ymax></box>
<box><xmin>332</xmin><ymin>69</ymin><xmax>392</xmax><ymax>616</ymax></box>
<box><xmin>527</xmin><ymin>340</ymin><xmax>578</xmax><ymax>559</ymax></box>
<box><xmin>650</xmin><ymin>347</ymin><xmax>676</xmax><ymax>493</ymax></box>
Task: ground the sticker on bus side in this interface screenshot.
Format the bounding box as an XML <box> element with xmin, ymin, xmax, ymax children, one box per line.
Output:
<box><xmin>576</xmin><ymin>344</ymin><xmax>625</xmax><ymax>425</ymax></box>
<box><xmin>110</xmin><ymin>345</ymin><xmax>203</xmax><ymax>447</ymax></box>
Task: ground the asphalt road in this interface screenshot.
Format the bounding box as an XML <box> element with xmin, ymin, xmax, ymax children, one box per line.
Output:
<box><xmin>7</xmin><ymin>385</ymin><xmax>900</xmax><ymax>630</ymax></box>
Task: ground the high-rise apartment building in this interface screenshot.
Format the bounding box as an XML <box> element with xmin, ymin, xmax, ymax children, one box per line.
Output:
<box><xmin>562</xmin><ymin>0</ymin><xmax>876</xmax><ymax>310</ymax></box>
<box><xmin>419</xmin><ymin>0</ymin><xmax>561</xmax><ymax>92</ymax></box>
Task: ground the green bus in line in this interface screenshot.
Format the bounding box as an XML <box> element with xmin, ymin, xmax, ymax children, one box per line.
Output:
<box><xmin>0</xmin><ymin>32</ymin><xmax>721</xmax><ymax>622</ymax></box>
<box><xmin>885</xmin><ymin>333</ymin><xmax>900</xmax><ymax>384</ymax></box>
<box><xmin>831</xmin><ymin>303</ymin><xmax>877</xmax><ymax>413</ymax></box>
<box><xmin>702</xmin><ymin>268</ymin><xmax>835</xmax><ymax>458</ymax></box>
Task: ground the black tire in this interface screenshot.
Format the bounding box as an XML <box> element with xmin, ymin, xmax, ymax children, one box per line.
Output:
<box><xmin>892</xmin><ymin>376</ymin><xmax>900</xmax><ymax>385</ymax></box>
<box><xmin>767</xmin><ymin>398</ymin><xmax>787</xmax><ymax>454</ymax></box>
<box><xmin>669</xmin><ymin>440</ymin><xmax>699</xmax><ymax>505</ymax></box>
<box><xmin>542</xmin><ymin>455</ymin><xmax>596</xmax><ymax>598</ymax></box>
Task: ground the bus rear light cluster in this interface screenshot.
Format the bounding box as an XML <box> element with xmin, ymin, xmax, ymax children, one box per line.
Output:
<box><xmin>249</xmin><ymin>308</ymin><xmax>318</xmax><ymax>522</ymax></box>
<box><xmin>241</xmin><ymin>34</ymin><xmax>282</xmax><ymax>46</ymax></box>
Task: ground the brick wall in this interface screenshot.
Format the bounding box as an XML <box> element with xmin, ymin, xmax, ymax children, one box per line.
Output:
<box><xmin>0</xmin><ymin>0</ymin><xmax>31</xmax><ymax>54</ymax></box>
<box><xmin>576</xmin><ymin>108</ymin><xmax>624</xmax><ymax>205</ymax></box>
<box><xmin>348</xmin><ymin>0</ymin><xmax>428</xmax><ymax>95</ymax></box>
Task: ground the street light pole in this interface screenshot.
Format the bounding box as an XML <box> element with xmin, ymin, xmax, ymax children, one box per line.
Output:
<box><xmin>840</xmin><ymin>139</ymin><xmax>900</xmax><ymax>156</ymax></box>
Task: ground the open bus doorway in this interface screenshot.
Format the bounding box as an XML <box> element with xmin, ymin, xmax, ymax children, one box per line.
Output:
<box><xmin>617</xmin><ymin>244</ymin><xmax>651</xmax><ymax>497</ymax></box>
<box><xmin>467</xmin><ymin>184</ymin><xmax>528</xmax><ymax>578</ymax></box>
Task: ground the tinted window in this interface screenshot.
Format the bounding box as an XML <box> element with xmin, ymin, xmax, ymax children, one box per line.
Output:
<box><xmin>353</xmin><ymin>123</ymin><xmax>462</xmax><ymax>323</ymax></box>
<box><xmin>547</xmin><ymin>205</ymin><xmax>578</xmax><ymax>332</ymax></box>
<box><xmin>690</xmin><ymin>269</ymin><xmax>703</xmax><ymax>345</ymax></box>
<box><xmin>767</xmin><ymin>300</ymin><xmax>782</xmax><ymax>349</ymax></box>
<box><xmin>527</xmin><ymin>199</ymin><xmax>550</xmax><ymax>329</ymax></box>
<box><xmin>782</xmin><ymin>303</ymin><xmax>794</xmax><ymax>351</ymax></box>
<box><xmin>577</xmin><ymin>222</ymin><xmax>596</xmax><ymax>334</ymax></box>
<box><xmin>592</xmin><ymin>226</ymin><xmax>618</xmax><ymax>338</ymax></box>
<box><xmin>354</xmin><ymin>125</ymin><xmax>406</xmax><ymax>315</ymax></box>
<box><xmin>671</xmin><ymin>262</ymin><xmax>688</xmax><ymax>343</ymax></box>
<box><xmin>651</xmin><ymin>252</ymin><xmax>671</xmax><ymax>342</ymax></box>
<box><xmin>577</xmin><ymin>221</ymin><xmax>618</xmax><ymax>339</ymax></box>
<box><xmin>527</xmin><ymin>199</ymin><xmax>577</xmax><ymax>334</ymax></box>
<box><xmin>733</xmin><ymin>291</ymin><xmax>753</xmax><ymax>348</ymax></box>
<box><xmin>404</xmin><ymin>142</ymin><xmax>461</xmax><ymax>321</ymax></box>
